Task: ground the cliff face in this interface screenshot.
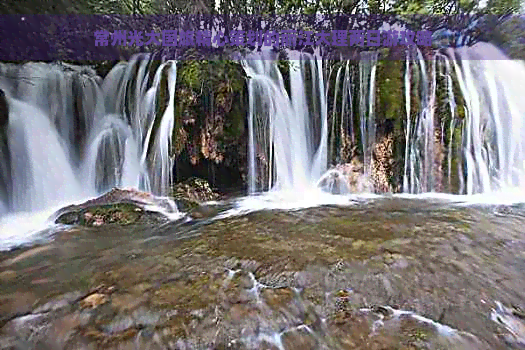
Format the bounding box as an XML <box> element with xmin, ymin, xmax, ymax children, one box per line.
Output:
<box><xmin>0</xmin><ymin>89</ymin><xmax>10</xmax><ymax>207</ymax></box>
<box><xmin>169</xmin><ymin>61</ymin><xmax>248</xmax><ymax>193</ymax></box>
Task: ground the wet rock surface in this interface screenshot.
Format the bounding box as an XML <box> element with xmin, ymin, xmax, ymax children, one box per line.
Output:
<box><xmin>2</xmin><ymin>197</ymin><xmax>525</xmax><ymax>349</ymax></box>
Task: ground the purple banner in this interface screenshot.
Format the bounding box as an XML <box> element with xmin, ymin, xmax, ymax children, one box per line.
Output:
<box><xmin>0</xmin><ymin>14</ymin><xmax>518</xmax><ymax>61</ymax></box>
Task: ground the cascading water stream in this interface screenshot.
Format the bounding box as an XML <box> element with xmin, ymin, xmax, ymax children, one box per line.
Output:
<box><xmin>243</xmin><ymin>42</ymin><xmax>525</xmax><ymax>200</ymax></box>
<box><xmin>401</xmin><ymin>42</ymin><xmax>525</xmax><ymax>196</ymax></box>
<box><xmin>439</xmin><ymin>53</ymin><xmax>459</xmax><ymax>193</ymax></box>
<box><xmin>0</xmin><ymin>56</ymin><xmax>180</xmax><ymax>249</ymax></box>
<box><xmin>403</xmin><ymin>50</ymin><xmax>412</xmax><ymax>193</ymax></box>
<box><xmin>8</xmin><ymin>99</ymin><xmax>86</xmax><ymax>212</ymax></box>
<box><xmin>404</xmin><ymin>48</ymin><xmax>438</xmax><ymax>194</ymax></box>
<box><xmin>449</xmin><ymin>42</ymin><xmax>525</xmax><ymax>194</ymax></box>
<box><xmin>358</xmin><ymin>51</ymin><xmax>378</xmax><ymax>191</ymax></box>
<box><xmin>242</xmin><ymin>49</ymin><xmax>328</xmax><ymax>195</ymax></box>
<box><xmin>243</xmin><ymin>53</ymin><xmax>295</xmax><ymax>193</ymax></box>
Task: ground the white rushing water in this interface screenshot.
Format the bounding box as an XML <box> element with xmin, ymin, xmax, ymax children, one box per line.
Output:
<box><xmin>359</xmin><ymin>51</ymin><xmax>378</xmax><ymax>190</ymax></box>
<box><xmin>451</xmin><ymin>42</ymin><xmax>525</xmax><ymax>194</ymax></box>
<box><xmin>0</xmin><ymin>57</ymin><xmax>181</xmax><ymax>249</ymax></box>
<box><xmin>242</xmin><ymin>48</ymin><xmax>328</xmax><ymax>194</ymax></box>
<box><xmin>240</xmin><ymin>42</ymin><xmax>525</xmax><ymax>210</ymax></box>
<box><xmin>403</xmin><ymin>42</ymin><xmax>525</xmax><ymax>196</ymax></box>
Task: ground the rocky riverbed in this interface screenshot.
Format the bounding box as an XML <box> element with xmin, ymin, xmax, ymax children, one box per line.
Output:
<box><xmin>1</xmin><ymin>195</ymin><xmax>525</xmax><ymax>349</ymax></box>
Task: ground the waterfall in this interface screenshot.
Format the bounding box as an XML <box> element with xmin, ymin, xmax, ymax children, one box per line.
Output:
<box><xmin>146</xmin><ymin>61</ymin><xmax>177</xmax><ymax>195</ymax></box>
<box><xmin>450</xmin><ymin>42</ymin><xmax>525</xmax><ymax>194</ymax></box>
<box><xmin>243</xmin><ymin>52</ymin><xmax>294</xmax><ymax>193</ymax></box>
<box><xmin>401</xmin><ymin>42</ymin><xmax>525</xmax><ymax>195</ymax></box>
<box><xmin>243</xmin><ymin>49</ymin><xmax>328</xmax><ymax>193</ymax></box>
<box><xmin>8</xmin><ymin>98</ymin><xmax>86</xmax><ymax>211</ymax></box>
<box><xmin>0</xmin><ymin>55</ymin><xmax>179</xmax><ymax>216</ymax></box>
<box><xmin>358</xmin><ymin>51</ymin><xmax>378</xmax><ymax>191</ymax></box>
<box><xmin>403</xmin><ymin>50</ymin><xmax>412</xmax><ymax>193</ymax></box>
<box><xmin>244</xmin><ymin>42</ymin><xmax>525</xmax><ymax>198</ymax></box>
<box><xmin>328</xmin><ymin>61</ymin><xmax>355</xmax><ymax>166</ymax></box>
<box><xmin>0</xmin><ymin>40</ymin><xmax>523</xmax><ymax>227</ymax></box>
<box><xmin>404</xmin><ymin>49</ymin><xmax>438</xmax><ymax>193</ymax></box>
<box><xmin>439</xmin><ymin>52</ymin><xmax>461</xmax><ymax>193</ymax></box>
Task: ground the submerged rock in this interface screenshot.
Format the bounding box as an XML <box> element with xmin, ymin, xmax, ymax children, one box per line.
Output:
<box><xmin>319</xmin><ymin>135</ymin><xmax>400</xmax><ymax>194</ymax></box>
<box><xmin>53</xmin><ymin>188</ymin><xmax>179</xmax><ymax>226</ymax></box>
<box><xmin>317</xmin><ymin>158</ymin><xmax>370</xmax><ymax>194</ymax></box>
<box><xmin>80</xmin><ymin>293</ymin><xmax>108</xmax><ymax>309</ymax></box>
<box><xmin>491</xmin><ymin>301</ymin><xmax>525</xmax><ymax>348</ymax></box>
<box><xmin>188</xmin><ymin>205</ymin><xmax>219</xmax><ymax>219</ymax></box>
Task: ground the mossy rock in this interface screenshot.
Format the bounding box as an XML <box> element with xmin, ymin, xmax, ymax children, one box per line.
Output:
<box><xmin>171</xmin><ymin>177</ymin><xmax>221</xmax><ymax>211</ymax></box>
<box><xmin>173</xmin><ymin>197</ymin><xmax>200</xmax><ymax>212</ymax></box>
<box><xmin>55</xmin><ymin>203</ymin><xmax>151</xmax><ymax>227</ymax></box>
<box><xmin>53</xmin><ymin>188</ymin><xmax>173</xmax><ymax>226</ymax></box>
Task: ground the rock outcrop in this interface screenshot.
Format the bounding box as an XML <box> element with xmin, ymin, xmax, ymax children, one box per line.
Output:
<box><xmin>372</xmin><ymin>134</ymin><xmax>396</xmax><ymax>193</ymax></box>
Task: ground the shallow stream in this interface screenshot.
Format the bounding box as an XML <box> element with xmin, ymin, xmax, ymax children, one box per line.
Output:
<box><xmin>2</xmin><ymin>195</ymin><xmax>525</xmax><ymax>349</ymax></box>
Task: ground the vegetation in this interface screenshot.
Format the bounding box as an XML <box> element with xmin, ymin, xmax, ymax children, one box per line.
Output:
<box><xmin>1</xmin><ymin>0</ymin><xmax>521</xmax><ymax>15</ymax></box>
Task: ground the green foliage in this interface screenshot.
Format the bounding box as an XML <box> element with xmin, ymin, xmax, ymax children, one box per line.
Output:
<box><xmin>180</xmin><ymin>61</ymin><xmax>205</xmax><ymax>90</ymax></box>
<box><xmin>1</xmin><ymin>0</ymin><xmax>522</xmax><ymax>17</ymax></box>
<box><xmin>484</xmin><ymin>0</ymin><xmax>521</xmax><ymax>14</ymax></box>
<box><xmin>394</xmin><ymin>1</ymin><xmax>430</xmax><ymax>14</ymax></box>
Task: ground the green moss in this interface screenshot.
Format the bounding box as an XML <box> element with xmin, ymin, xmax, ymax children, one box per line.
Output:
<box><xmin>377</xmin><ymin>58</ymin><xmax>404</xmax><ymax>122</ymax></box>
<box><xmin>80</xmin><ymin>203</ymin><xmax>142</xmax><ymax>226</ymax></box>
<box><xmin>179</xmin><ymin>61</ymin><xmax>204</xmax><ymax>90</ymax></box>
<box><xmin>410</xmin><ymin>328</ymin><xmax>429</xmax><ymax>341</ymax></box>
<box><xmin>150</xmin><ymin>273</ymin><xmax>220</xmax><ymax>310</ymax></box>
<box><xmin>170</xmin><ymin>59</ymin><xmax>247</xmax><ymax>166</ymax></box>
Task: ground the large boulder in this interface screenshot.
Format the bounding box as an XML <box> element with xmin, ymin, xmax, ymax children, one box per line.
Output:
<box><xmin>53</xmin><ymin>188</ymin><xmax>179</xmax><ymax>226</ymax></box>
